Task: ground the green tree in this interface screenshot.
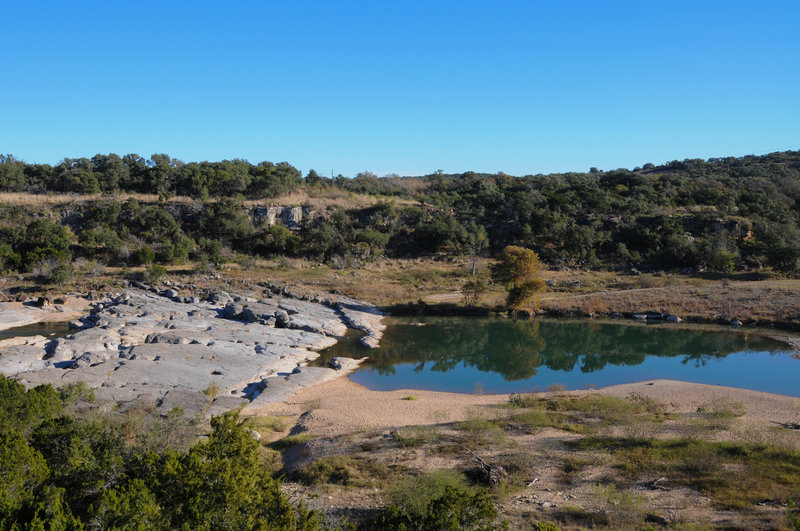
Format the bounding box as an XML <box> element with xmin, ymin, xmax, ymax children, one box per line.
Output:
<box><xmin>154</xmin><ymin>412</ymin><xmax>320</xmax><ymax>530</ymax></box>
<box><xmin>0</xmin><ymin>154</ymin><xmax>26</xmax><ymax>191</ymax></box>
<box><xmin>0</xmin><ymin>430</ymin><xmax>50</xmax><ymax>519</ymax></box>
<box><xmin>19</xmin><ymin>218</ymin><xmax>72</xmax><ymax>269</ymax></box>
<box><xmin>88</xmin><ymin>479</ymin><xmax>164</xmax><ymax>530</ymax></box>
<box><xmin>91</xmin><ymin>153</ymin><xmax>128</xmax><ymax>192</ymax></box>
<box><xmin>30</xmin><ymin>417</ymin><xmax>126</xmax><ymax>513</ymax></box>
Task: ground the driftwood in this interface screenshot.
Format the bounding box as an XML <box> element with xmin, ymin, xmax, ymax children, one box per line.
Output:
<box><xmin>651</xmin><ymin>477</ymin><xmax>668</xmax><ymax>490</ymax></box>
<box><xmin>465</xmin><ymin>448</ymin><xmax>507</xmax><ymax>486</ymax></box>
<box><xmin>781</xmin><ymin>422</ymin><xmax>800</xmax><ymax>430</ymax></box>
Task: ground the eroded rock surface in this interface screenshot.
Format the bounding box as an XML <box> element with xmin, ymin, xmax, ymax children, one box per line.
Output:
<box><xmin>335</xmin><ymin>297</ymin><xmax>386</xmax><ymax>348</ymax></box>
<box><xmin>1</xmin><ymin>288</ymin><xmax>379</xmax><ymax>416</ymax></box>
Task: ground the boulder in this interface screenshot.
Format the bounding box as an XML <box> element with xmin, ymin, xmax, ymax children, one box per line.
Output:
<box><xmin>34</xmin><ymin>296</ymin><xmax>52</xmax><ymax>308</ymax></box>
<box><xmin>209</xmin><ymin>291</ymin><xmax>233</xmax><ymax>305</ymax></box>
<box><xmin>274</xmin><ymin>309</ymin><xmax>291</xmax><ymax>328</ymax></box>
<box><xmin>72</xmin><ymin>351</ymin><xmax>114</xmax><ymax>368</ymax></box>
<box><xmin>665</xmin><ymin>315</ymin><xmax>682</xmax><ymax>323</ymax></box>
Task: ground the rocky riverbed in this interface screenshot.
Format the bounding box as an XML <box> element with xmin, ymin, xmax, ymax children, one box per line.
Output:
<box><xmin>0</xmin><ymin>286</ymin><xmax>382</xmax><ymax>418</ymax></box>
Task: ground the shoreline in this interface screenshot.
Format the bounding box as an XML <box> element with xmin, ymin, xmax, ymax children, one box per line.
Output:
<box><xmin>247</xmin><ymin>376</ymin><xmax>800</xmax><ymax>440</ymax></box>
<box><xmin>383</xmin><ymin>300</ymin><xmax>800</xmax><ymax>334</ymax></box>
<box><xmin>3</xmin><ymin>290</ymin><xmax>799</xmax><ymax>427</ymax></box>
<box><xmin>0</xmin><ymin>297</ymin><xmax>88</xmax><ymax>332</ymax></box>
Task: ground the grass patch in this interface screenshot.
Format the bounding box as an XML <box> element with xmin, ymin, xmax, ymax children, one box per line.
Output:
<box><xmin>561</xmin><ymin>456</ymin><xmax>592</xmax><ymax>484</ymax></box>
<box><xmin>295</xmin><ymin>455</ymin><xmax>393</xmax><ymax>487</ymax></box>
<box><xmin>555</xmin><ymin>503</ymin><xmax>610</xmax><ymax>528</ymax></box>
<box><xmin>401</xmin><ymin>395</ymin><xmax>418</xmax><ymax>401</ymax></box>
<box><xmin>697</xmin><ymin>394</ymin><xmax>745</xmax><ymax>419</ymax></box>
<box><xmin>391</xmin><ymin>425</ymin><xmax>440</xmax><ymax>448</ymax></box>
<box><xmin>245</xmin><ymin>415</ymin><xmax>289</xmax><ymax>435</ymax></box>
<box><xmin>510</xmin><ymin>409</ymin><xmax>593</xmax><ymax>435</ymax></box>
<box><xmin>269</xmin><ymin>432</ymin><xmax>314</xmax><ymax>451</ymax></box>
<box><xmin>569</xmin><ymin>437</ymin><xmax>800</xmax><ymax>509</ymax></box>
<box><xmin>592</xmin><ymin>483</ymin><xmax>645</xmax><ymax>527</ymax></box>
<box><xmin>508</xmin><ymin>391</ymin><xmax>667</xmax><ymax>436</ymax></box>
<box><xmin>454</xmin><ymin>410</ymin><xmax>509</xmax><ymax>447</ymax></box>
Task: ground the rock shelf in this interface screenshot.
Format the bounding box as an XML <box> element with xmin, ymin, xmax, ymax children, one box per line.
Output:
<box><xmin>0</xmin><ymin>288</ymin><xmax>383</xmax><ymax>417</ymax></box>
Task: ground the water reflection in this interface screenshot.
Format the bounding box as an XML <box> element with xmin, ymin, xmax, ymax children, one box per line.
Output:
<box><xmin>318</xmin><ymin>318</ymin><xmax>794</xmax><ymax>394</ymax></box>
<box><xmin>341</xmin><ymin>318</ymin><xmax>785</xmax><ymax>381</ymax></box>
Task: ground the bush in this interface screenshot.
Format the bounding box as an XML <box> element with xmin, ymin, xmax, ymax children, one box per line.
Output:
<box><xmin>140</xmin><ymin>264</ymin><xmax>167</xmax><ymax>284</ymax></box>
<box><xmin>374</xmin><ymin>484</ymin><xmax>501</xmax><ymax>530</ymax></box>
<box><xmin>295</xmin><ymin>456</ymin><xmax>358</xmax><ymax>486</ymax></box>
<box><xmin>133</xmin><ymin>245</ymin><xmax>155</xmax><ymax>266</ymax></box>
<box><xmin>505</xmin><ymin>279</ymin><xmax>545</xmax><ymax>309</ymax></box>
<box><xmin>385</xmin><ymin>470</ymin><xmax>471</xmax><ymax>517</ymax></box>
<box><xmin>19</xmin><ymin>218</ymin><xmax>72</xmax><ymax>271</ymax></box>
<box><xmin>462</xmin><ymin>279</ymin><xmax>487</xmax><ymax>305</ymax></box>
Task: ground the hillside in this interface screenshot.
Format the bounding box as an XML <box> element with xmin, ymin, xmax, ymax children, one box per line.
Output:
<box><xmin>0</xmin><ymin>150</ymin><xmax>799</xmax><ymax>283</ymax></box>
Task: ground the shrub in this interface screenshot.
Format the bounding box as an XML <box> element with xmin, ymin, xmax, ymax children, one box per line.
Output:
<box><xmin>462</xmin><ymin>279</ymin><xmax>487</xmax><ymax>305</ymax></box>
<box><xmin>203</xmin><ymin>382</ymin><xmax>219</xmax><ymax>399</ymax></box>
<box><xmin>374</xmin><ymin>484</ymin><xmax>500</xmax><ymax>530</ymax></box>
<box><xmin>391</xmin><ymin>425</ymin><xmax>440</xmax><ymax>448</ymax></box>
<box><xmin>269</xmin><ymin>433</ymin><xmax>314</xmax><ymax>451</ymax></box>
<box><xmin>140</xmin><ymin>264</ymin><xmax>167</xmax><ymax>284</ymax></box>
<box><xmin>296</xmin><ymin>456</ymin><xmax>357</xmax><ymax>486</ymax></box>
<box><xmin>133</xmin><ymin>245</ymin><xmax>155</xmax><ymax>266</ymax></box>
<box><xmin>385</xmin><ymin>470</ymin><xmax>471</xmax><ymax>518</ymax></box>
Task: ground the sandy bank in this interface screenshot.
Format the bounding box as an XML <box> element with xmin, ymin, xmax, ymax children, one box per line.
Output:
<box><xmin>249</xmin><ymin>377</ymin><xmax>800</xmax><ymax>439</ymax></box>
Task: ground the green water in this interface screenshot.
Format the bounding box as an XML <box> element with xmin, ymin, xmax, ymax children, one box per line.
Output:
<box><xmin>318</xmin><ymin>317</ymin><xmax>798</xmax><ymax>396</ymax></box>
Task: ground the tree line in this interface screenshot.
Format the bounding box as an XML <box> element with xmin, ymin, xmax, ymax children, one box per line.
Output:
<box><xmin>0</xmin><ymin>150</ymin><xmax>799</xmax><ymax>276</ymax></box>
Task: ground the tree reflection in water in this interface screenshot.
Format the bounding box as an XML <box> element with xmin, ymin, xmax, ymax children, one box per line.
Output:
<box><xmin>320</xmin><ymin>318</ymin><xmax>788</xmax><ymax>383</ymax></box>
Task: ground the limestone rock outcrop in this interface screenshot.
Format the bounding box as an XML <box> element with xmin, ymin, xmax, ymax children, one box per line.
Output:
<box><xmin>1</xmin><ymin>287</ymin><xmax>380</xmax><ymax>417</ymax></box>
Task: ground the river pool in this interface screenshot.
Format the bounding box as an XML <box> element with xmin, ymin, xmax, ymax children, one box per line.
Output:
<box><xmin>317</xmin><ymin>317</ymin><xmax>799</xmax><ymax>396</ymax></box>
<box><xmin>0</xmin><ymin>321</ymin><xmax>71</xmax><ymax>340</ymax></box>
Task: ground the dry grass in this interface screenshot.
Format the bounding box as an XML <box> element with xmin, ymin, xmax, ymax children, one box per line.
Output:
<box><xmin>0</xmin><ymin>188</ymin><xmax>418</xmax><ymax>210</ymax></box>
<box><xmin>193</xmin><ymin>258</ymin><xmax>800</xmax><ymax>325</ymax></box>
<box><xmin>0</xmin><ymin>192</ymin><xmax>173</xmax><ymax>206</ymax></box>
<box><xmin>244</xmin><ymin>188</ymin><xmax>417</xmax><ymax>210</ymax></box>
<box><xmin>540</xmin><ymin>279</ymin><xmax>800</xmax><ymax>323</ymax></box>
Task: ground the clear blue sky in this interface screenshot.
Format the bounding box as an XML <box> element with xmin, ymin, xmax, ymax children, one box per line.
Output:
<box><xmin>2</xmin><ymin>1</ymin><xmax>798</xmax><ymax>177</ymax></box>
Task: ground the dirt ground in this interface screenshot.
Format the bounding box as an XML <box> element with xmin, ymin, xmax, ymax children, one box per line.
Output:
<box><xmin>248</xmin><ymin>377</ymin><xmax>800</xmax><ymax>529</ymax></box>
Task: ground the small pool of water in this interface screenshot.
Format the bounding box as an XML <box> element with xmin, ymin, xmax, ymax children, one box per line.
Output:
<box><xmin>0</xmin><ymin>321</ymin><xmax>72</xmax><ymax>340</ymax></box>
<box><xmin>317</xmin><ymin>317</ymin><xmax>798</xmax><ymax>396</ymax></box>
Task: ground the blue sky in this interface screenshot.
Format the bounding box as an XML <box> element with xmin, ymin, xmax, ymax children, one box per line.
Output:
<box><xmin>2</xmin><ymin>1</ymin><xmax>798</xmax><ymax>177</ymax></box>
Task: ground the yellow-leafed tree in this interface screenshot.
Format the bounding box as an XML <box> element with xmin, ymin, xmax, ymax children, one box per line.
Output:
<box><xmin>491</xmin><ymin>246</ymin><xmax>546</xmax><ymax>309</ymax></box>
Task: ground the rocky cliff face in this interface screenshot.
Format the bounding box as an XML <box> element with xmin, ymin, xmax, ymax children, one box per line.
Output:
<box><xmin>251</xmin><ymin>205</ymin><xmax>309</xmax><ymax>230</ymax></box>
